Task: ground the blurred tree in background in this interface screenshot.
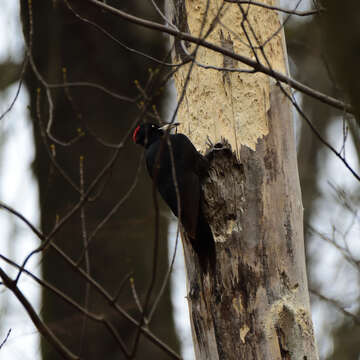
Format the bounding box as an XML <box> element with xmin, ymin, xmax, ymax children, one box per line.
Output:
<box><xmin>19</xmin><ymin>0</ymin><xmax>180</xmax><ymax>359</ymax></box>
<box><xmin>287</xmin><ymin>1</ymin><xmax>360</xmax><ymax>358</ymax></box>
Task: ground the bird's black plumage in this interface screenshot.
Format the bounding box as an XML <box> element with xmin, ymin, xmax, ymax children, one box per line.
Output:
<box><xmin>133</xmin><ymin>123</ymin><xmax>215</xmax><ymax>272</ymax></box>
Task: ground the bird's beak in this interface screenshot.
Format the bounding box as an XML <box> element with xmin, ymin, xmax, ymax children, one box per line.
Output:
<box><xmin>159</xmin><ymin>123</ymin><xmax>180</xmax><ymax>132</ymax></box>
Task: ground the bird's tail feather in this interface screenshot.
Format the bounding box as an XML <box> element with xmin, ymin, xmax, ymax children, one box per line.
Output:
<box><xmin>191</xmin><ymin>212</ymin><xmax>216</xmax><ymax>274</ymax></box>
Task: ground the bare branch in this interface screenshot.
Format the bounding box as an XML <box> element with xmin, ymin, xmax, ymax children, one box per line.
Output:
<box><xmin>0</xmin><ymin>57</ymin><xmax>28</xmax><ymax>121</ymax></box>
<box><xmin>311</xmin><ymin>288</ymin><xmax>360</xmax><ymax>326</ymax></box>
<box><xmin>49</xmin><ymin>81</ymin><xmax>137</xmax><ymax>103</ymax></box>
<box><xmin>49</xmin><ymin>243</ymin><xmax>182</xmax><ymax>359</ymax></box>
<box><xmin>86</xmin><ymin>0</ymin><xmax>351</xmax><ymax>113</ymax></box>
<box><xmin>0</xmin><ymin>201</ymin><xmax>44</xmax><ymax>240</ymax></box>
<box><xmin>64</xmin><ymin>0</ymin><xmax>183</xmax><ymax>68</ymax></box>
<box><xmin>0</xmin><ymin>267</ymin><xmax>80</xmax><ymax>360</ymax></box>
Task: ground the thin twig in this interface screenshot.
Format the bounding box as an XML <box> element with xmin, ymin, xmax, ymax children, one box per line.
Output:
<box><xmin>0</xmin><ymin>329</ymin><xmax>11</xmax><ymax>350</ymax></box>
<box><xmin>0</xmin><ymin>56</ymin><xmax>28</xmax><ymax>121</ymax></box>
<box><xmin>129</xmin><ymin>277</ymin><xmax>146</xmax><ymax>319</ymax></box>
<box><xmin>236</xmin><ymin>1</ymin><xmax>360</xmax><ymax>183</ymax></box>
<box><xmin>78</xmin><ymin>155</ymin><xmax>91</xmax><ymax>356</ymax></box>
<box><xmin>85</xmin><ymin>0</ymin><xmax>351</xmax><ymax>113</ymax></box>
<box><xmin>64</xmin><ymin>0</ymin><xmax>184</xmax><ymax>68</ymax></box>
<box><xmin>0</xmin><ymin>267</ymin><xmax>79</xmax><ymax>360</ymax></box>
<box><xmin>76</xmin><ymin>151</ymin><xmax>144</xmax><ymax>265</ymax></box>
<box><xmin>224</xmin><ymin>0</ymin><xmax>323</xmax><ymax>17</ymax></box>
<box><xmin>311</xmin><ymin>288</ymin><xmax>360</xmax><ymax>325</ymax></box>
<box><xmin>112</xmin><ymin>272</ymin><xmax>133</xmax><ymax>303</ymax></box>
<box><xmin>0</xmin><ymin>254</ymin><xmax>130</xmax><ymax>357</ymax></box>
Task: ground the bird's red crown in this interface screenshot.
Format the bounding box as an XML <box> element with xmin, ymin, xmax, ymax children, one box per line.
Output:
<box><xmin>132</xmin><ymin>125</ymin><xmax>140</xmax><ymax>143</ymax></box>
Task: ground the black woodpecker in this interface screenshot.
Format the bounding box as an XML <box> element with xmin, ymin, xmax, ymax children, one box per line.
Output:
<box><xmin>133</xmin><ymin>123</ymin><xmax>215</xmax><ymax>272</ymax></box>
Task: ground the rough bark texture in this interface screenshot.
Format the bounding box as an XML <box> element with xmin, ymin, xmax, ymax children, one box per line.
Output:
<box><xmin>167</xmin><ymin>0</ymin><xmax>318</xmax><ymax>359</ymax></box>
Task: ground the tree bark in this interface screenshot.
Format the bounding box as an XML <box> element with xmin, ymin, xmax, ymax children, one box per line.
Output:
<box><xmin>167</xmin><ymin>1</ymin><xmax>319</xmax><ymax>359</ymax></box>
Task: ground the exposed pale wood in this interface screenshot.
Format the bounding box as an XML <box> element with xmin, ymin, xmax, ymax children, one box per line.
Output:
<box><xmin>167</xmin><ymin>0</ymin><xmax>287</xmax><ymax>154</ymax></box>
<box><xmin>167</xmin><ymin>1</ymin><xmax>319</xmax><ymax>359</ymax></box>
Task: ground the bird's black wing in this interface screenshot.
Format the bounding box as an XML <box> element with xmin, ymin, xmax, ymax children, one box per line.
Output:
<box><xmin>144</xmin><ymin>139</ymin><xmax>189</xmax><ymax>219</ymax></box>
<box><xmin>178</xmin><ymin>172</ymin><xmax>200</xmax><ymax>240</ymax></box>
<box><xmin>145</xmin><ymin>133</ymin><xmax>201</xmax><ymax>238</ymax></box>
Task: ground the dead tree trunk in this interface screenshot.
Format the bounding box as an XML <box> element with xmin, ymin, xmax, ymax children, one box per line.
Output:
<box><xmin>166</xmin><ymin>1</ymin><xmax>319</xmax><ymax>359</ymax></box>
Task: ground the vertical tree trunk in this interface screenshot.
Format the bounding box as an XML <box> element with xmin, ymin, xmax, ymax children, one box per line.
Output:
<box><xmin>167</xmin><ymin>1</ymin><xmax>319</xmax><ymax>358</ymax></box>
<box><xmin>20</xmin><ymin>1</ymin><xmax>180</xmax><ymax>359</ymax></box>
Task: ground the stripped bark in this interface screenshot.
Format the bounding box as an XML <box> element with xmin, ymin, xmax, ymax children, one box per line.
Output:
<box><xmin>167</xmin><ymin>0</ymin><xmax>319</xmax><ymax>359</ymax></box>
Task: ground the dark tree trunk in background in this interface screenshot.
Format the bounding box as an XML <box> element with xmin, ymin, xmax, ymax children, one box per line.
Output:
<box><xmin>320</xmin><ymin>0</ymin><xmax>360</xmax><ymax>123</ymax></box>
<box><xmin>319</xmin><ymin>1</ymin><xmax>360</xmax><ymax>358</ymax></box>
<box><xmin>20</xmin><ymin>1</ymin><xmax>180</xmax><ymax>359</ymax></box>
